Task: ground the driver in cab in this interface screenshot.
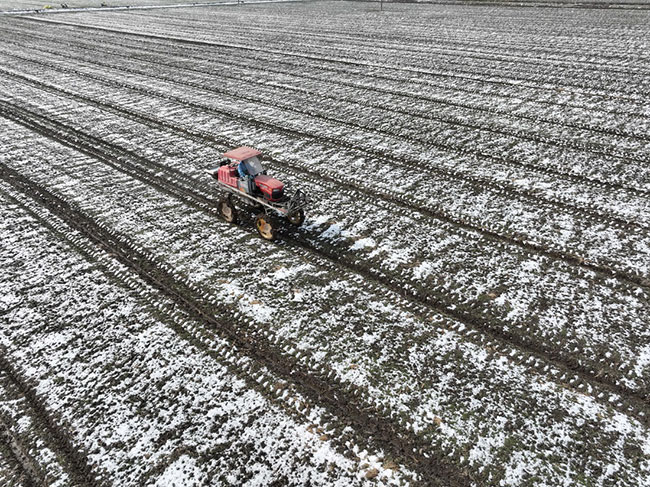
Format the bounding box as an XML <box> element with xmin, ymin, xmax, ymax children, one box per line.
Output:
<box><xmin>237</xmin><ymin>159</ymin><xmax>258</xmax><ymax>194</ymax></box>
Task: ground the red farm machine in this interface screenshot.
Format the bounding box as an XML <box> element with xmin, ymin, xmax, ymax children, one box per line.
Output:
<box><xmin>207</xmin><ymin>147</ymin><xmax>309</xmax><ymax>241</ymax></box>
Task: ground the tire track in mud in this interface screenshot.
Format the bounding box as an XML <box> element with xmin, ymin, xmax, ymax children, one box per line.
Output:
<box><xmin>2</xmin><ymin>99</ymin><xmax>648</xmax><ymax>426</ymax></box>
<box><xmin>0</xmin><ymin>350</ymin><xmax>102</xmax><ymax>487</ymax></box>
<box><xmin>16</xmin><ymin>16</ymin><xmax>650</xmax><ymax>116</ymax></box>
<box><xmin>19</xmin><ymin>68</ymin><xmax>650</xmax><ymax>288</ymax></box>
<box><xmin>3</xmin><ymin>54</ymin><xmax>649</xmax><ymax>238</ymax></box>
<box><xmin>4</xmin><ymin>61</ymin><xmax>650</xmax><ymax>290</ymax></box>
<box><xmin>5</xmin><ymin>34</ymin><xmax>648</xmax><ymax>177</ymax></box>
<box><xmin>5</xmin><ymin>20</ymin><xmax>649</xmax><ymax>143</ymax></box>
<box><xmin>0</xmin><ymin>413</ymin><xmax>41</xmax><ymax>487</ymax></box>
<box><xmin>0</xmin><ymin>162</ymin><xmax>469</xmax><ymax>487</ymax></box>
<box><xmin>0</xmin><ymin>186</ymin><xmax>415</xmax><ymax>486</ymax></box>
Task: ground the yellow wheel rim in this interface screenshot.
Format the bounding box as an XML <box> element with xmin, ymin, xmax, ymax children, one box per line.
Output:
<box><xmin>257</xmin><ymin>218</ymin><xmax>273</xmax><ymax>239</ymax></box>
<box><xmin>221</xmin><ymin>203</ymin><xmax>233</xmax><ymax>221</ymax></box>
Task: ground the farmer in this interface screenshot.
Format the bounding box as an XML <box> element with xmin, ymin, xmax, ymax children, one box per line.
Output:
<box><xmin>237</xmin><ymin>160</ymin><xmax>249</xmax><ymax>179</ymax></box>
<box><xmin>237</xmin><ymin>161</ymin><xmax>256</xmax><ymax>194</ymax></box>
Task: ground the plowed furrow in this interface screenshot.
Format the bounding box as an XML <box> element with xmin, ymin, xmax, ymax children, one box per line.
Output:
<box><xmin>0</xmin><ymin>183</ymin><xmax>414</xmax><ymax>485</ymax></box>
<box><xmin>18</xmin><ymin>15</ymin><xmax>650</xmax><ymax>118</ymax></box>
<box><xmin>2</xmin><ymin>53</ymin><xmax>646</xmax><ymax>235</ymax></box>
<box><xmin>4</xmin><ymin>35</ymin><xmax>648</xmax><ymax>183</ymax></box>
<box><xmin>4</xmin><ymin>72</ymin><xmax>647</xmax><ymax>287</ymax></box>
<box><xmin>0</xmin><ymin>162</ymin><xmax>469</xmax><ymax>487</ymax></box>
<box><xmin>0</xmin><ymin>351</ymin><xmax>101</xmax><ymax>487</ymax></box>
<box><xmin>2</xmin><ymin>100</ymin><xmax>648</xmax><ymax>422</ymax></box>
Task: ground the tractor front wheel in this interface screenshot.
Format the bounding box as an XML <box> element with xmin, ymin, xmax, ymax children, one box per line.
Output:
<box><xmin>287</xmin><ymin>209</ymin><xmax>305</xmax><ymax>226</ymax></box>
<box><xmin>218</xmin><ymin>198</ymin><xmax>237</xmax><ymax>223</ymax></box>
<box><xmin>255</xmin><ymin>214</ymin><xmax>277</xmax><ymax>241</ymax></box>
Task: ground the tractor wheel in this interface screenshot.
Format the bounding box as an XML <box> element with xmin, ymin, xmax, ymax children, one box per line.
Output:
<box><xmin>287</xmin><ymin>209</ymin><xmax>305</xmax><ymax>226</ymax></box>
<box><xmin>218</xmin><ymin>198</ymin><xmax>237</xmax><ymax>223</ymax></box>
<box><xmin>255</xmin><ymin>214</ymin><xmax>277</xmax><ymax>241</ymax></box>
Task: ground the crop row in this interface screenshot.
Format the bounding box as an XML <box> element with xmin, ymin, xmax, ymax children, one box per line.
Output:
<box><xmin>133</xmin><ymin>6</ymin><xmax>650</xmax><ymax>75</ymax></box>
<box><xmin>2</xmin><ymin>113</ymin><xmax>650</xmax><ymax>486</ymax></box>
<box><xmin>28</xmin><ymin>17</ymin><xmax>644</xmax><ymax>141</ymax></box>
<box><xmin>5</xmin><ymin>30</ymin><xmax>650</xmax><ymax>197</ymax></box>
<box><xmin>2</xmin><ymin>70</ymin><xmax>650</xmax><ymax>404</ymax></box>
<box><xmin>27</xmin><ymin>10</ymin><xmax>650</xmax><ymax>111</ymax></box>
<box><xmin>0</xmin><ymin>181</ymin><xmax>387</xmax><ymax>486</ymax></box>
<box><xmin>127</xmin><ymin>10</ymin><xmax>650</xmax><ymax>99</ymax></box>
<box><xmin>177</xmin><ymin>3</ymin><xmax>647</xmax><ymax>63</ymax></box>
<box><xmin>4</xmin><ymin>46</ymin><xmax>650</xmax><ymax>284</ymax></box>
<box><xmin>5</xmin><ymin>44</ymin><xmax>645</xmax><ymax>282</ymax></box>
<box><xmin>54</xmin><ymin>5</ymin><xmax>650</xmax><ymax>92</ymax></box>
<box><xmin>80</xmin><ymin>34</ymin><xmax>650</xmax><ymax>165</ymax></box>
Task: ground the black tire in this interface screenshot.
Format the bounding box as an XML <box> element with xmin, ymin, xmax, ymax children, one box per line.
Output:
<box><xmin>255</xmin><ymin>214</ymin><xmax>277</xmax><ymax>241</ymax></box>
<box><xmin>218</xmin><ymin>198</ymin><xmax>237</xmax><ymax>223</ymax></box>
<box><xmin>287</xmin><ymin>209</ymin><xmax>305</xmax><ymax>226</ymax></box>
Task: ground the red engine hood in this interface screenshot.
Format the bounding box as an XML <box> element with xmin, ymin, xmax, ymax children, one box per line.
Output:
<box><xmin>254</xmin><ymin>174</ymin><xmax>284</xmax><ymax>191</ymax></box>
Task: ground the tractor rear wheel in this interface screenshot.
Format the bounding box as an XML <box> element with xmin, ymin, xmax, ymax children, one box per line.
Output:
<box><xmin>287</xmin><ymin>209</ymin><xmax>305</xmax><ymax>226</ymax></box>
<box><xmin>255</xmin><ymin>214</ymin><xmax>277</xmax><ymax>241</ymax></box>
<box><xmin>218</xmin><ymin>198</ymin><xmax>237</xmax><ymax>223</ymax></box>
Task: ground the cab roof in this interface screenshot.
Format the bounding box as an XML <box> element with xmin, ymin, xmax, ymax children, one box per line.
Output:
<box><xmin>223</xmin><ymin>146</ymin><xmax>262</xmax><ymax>161</ymax></box>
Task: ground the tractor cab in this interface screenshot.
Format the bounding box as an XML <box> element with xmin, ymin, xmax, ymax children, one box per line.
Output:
<box><xmin>238</xmin><ymin>155</ymin><xmax>265</xmax><ymax>178</ymax></box>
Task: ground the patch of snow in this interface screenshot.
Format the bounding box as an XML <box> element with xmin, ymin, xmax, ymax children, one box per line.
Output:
<box><xmin>350</xmin><ymin>237</ymin><xmax>376</xmax><ymax>251</ymax></box>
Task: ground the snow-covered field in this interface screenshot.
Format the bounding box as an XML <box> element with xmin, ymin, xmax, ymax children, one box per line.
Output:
<box><xmin>0</xmin><ymin>0</ymin><xmax>238</xmax><ymax>13</ymax></box>
<box><xmin>0</xmin><ymin>1</ymin><xmax>649</xmax><ymax>485</ymax></box>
